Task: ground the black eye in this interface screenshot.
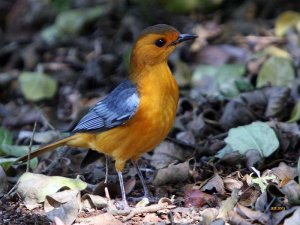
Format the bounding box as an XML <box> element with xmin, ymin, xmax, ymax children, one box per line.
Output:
<box><xmin>155</xmin><ymin>39</ymin><xmax>166</xmax><ymax>47</ymax></box>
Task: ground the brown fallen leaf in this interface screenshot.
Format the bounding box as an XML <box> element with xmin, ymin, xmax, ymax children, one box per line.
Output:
<box><xmin>201</xmin><ymin>173</ymin><xmax>225</xmax><ymax>195</ymax></box>
<box><xmin>186</xmin><ymin>114</ymin><xmax>206</xmax><ymax>134</ymax></box>
<box><xmin>16</xmin><ymin>172</ymin><xmax>87</xmax><ymax>210</ymax></box>
<box><xmin>243</xmin><ymin>35</ymin><xmax>284</xmax><ymax>52</ymax></box>
<box><xmin>153</xmin><ymin>161</ymin><xmax>190</xmax><ymax>186</ymax></box>
<box><xmin>223</xmin><ymin>177</ymin><xmax>243</xmax><ymax>192</ymax></box>
<box><xmin>228</xmin><ymin>211</ymin><xmax>252</xmax><ymax>225</ymax></box>
<box><xmin>184</xmin><ymin>189</ymin><xmax>217</xmax><ymax>208</ymax></box>
<box><xmin>284</xmin><ymin>207</ymin><xmax>300</xmax><ymax>225</ymax></box>
<box><xmin>176</xmin><ymin>131</ymin><xmax>196</xmax><ymax>145</ymax></box>
<box><xmin>239</xmin><ymin>185</ymin><xmax>261</xmax><ymax>207</ymax></box>
<box><xmin>217</xmin><ymin>189</ymin><xmax>239</xmax><ymax>220</ymax></box>
<box><xmin>75</xmin><ymin>213</ymin><xmax>123</xmax><ymax>225</ymax></box>
<box><xmin>271</xmin><ymin>162</ymin><xmax>298</xmax><ymax>186</ymax></box>
<box><xmin>81</xmin><ymin>194</ymin><xmax>108</xmax><ymax>210</ymax></box>
<box><xmin>193</xmin><ymin>45</ymin><xmax>230</xmax><ymax>65</ymax></box>
<box><xmin>220</xmin><ymin>86</ymin><xmax>290</xmax><ymax>129</ymax></box>
<box><xmin>151</xmin><ymin>141</ymin><xmax>189</xmax><ymax>169</ymax></box>
<box><xmin>45</xmin><ymin>189</ymin><xmax>81</xmax><ymax>225</ymax></box>
<box><xmin>235</xmin><ymin>203</ymin><xmax>268</xmax><ymax>224</ymax></box>
<box><xmin>193</xmin><ymin>44</ymin><xmax>249</xmax><ymax>66</ymax></box>
<box><xmin>281</xmin><ymin>180</ymin><xmax>300</xmax><ymax>205</ymax></box>
<box><xmin>201</xmin><ymin>208</ymin><xmax>219</xmax><ymax>225</ymax></box>
<box><xmin>272</xmin><ymin>206</ymin><xmax>300</xmax><ymax>225</ymax></box>
<box><xmin>255</xmin><ymin>191</ymin><xmax>268</xmax><ymax>212</ymax></box>
<box><xmin>142</xmin><ymin>213</ymin><xmax>161</xmax><ymax>224</ymax></box>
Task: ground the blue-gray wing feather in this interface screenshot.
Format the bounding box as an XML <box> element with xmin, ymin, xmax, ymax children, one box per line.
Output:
<box><xmin>73</xmin><ymin>80</ymin><xmax>139</xmax><ymax>133</ymax></box>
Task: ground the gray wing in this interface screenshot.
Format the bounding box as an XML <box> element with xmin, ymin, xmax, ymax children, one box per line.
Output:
<box><xmin>72</xmin><ymin>80</ymin><xmax>139</xmax><ymax>133</ymax></box>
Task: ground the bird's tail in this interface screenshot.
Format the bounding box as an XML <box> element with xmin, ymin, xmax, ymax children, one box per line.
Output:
<box><xmin>17</xmin><ymin>135</ymin><xmax>77</xmax><ymax>162</ymax></box>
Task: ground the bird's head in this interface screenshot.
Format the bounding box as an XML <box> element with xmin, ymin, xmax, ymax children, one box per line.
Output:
<box><xmin>129</xmin><ymin>24</ymin><xmax>197</xmax><ymax>75</ymax></box>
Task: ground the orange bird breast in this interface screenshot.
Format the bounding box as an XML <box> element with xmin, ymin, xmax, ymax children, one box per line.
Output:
<box><xmin>68</xmin><ymin>63</ymin><xmax>179</xmax><ymax>171</ymax></box>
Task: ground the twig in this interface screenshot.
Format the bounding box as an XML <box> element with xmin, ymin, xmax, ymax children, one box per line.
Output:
<box><xmin>26</xmin><ymin>121</ymin><xmax>37</xmax><ymax>172</ymax></box>
<box><xmin>123</xmin><ymin>202</ymin><xmax>169</xmax><ymax>221</ymax></box>
<box><xmin>105</xmin><ymin>187</ymin><xmax>116</xmax><ymax>211</ymax></box>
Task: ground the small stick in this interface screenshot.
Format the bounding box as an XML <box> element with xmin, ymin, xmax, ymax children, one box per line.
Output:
<box><xmin>124</xmin><ymin>202</ymin><xmax>169</xmax><ymax>221</ymax></box>
<box><xmin>26</xmin><ymin>121</ymin><xmax>37</xmax><ymax>172</ymax></box>
<box><xmin>105</xmin><ymin>187</ymin><xmax>115</xmax><ymax>210</ymax></box>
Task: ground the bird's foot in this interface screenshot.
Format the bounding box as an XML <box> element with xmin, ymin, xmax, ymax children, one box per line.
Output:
<box><xmin>121</xmin><ymin>199</ymin><xmax>130</xmax><ymax>210</ymax></box>
<box><xmin>114</xmin><ymin>198</ymin><xmax>131</xmax><ymax>211</ymax></box>
<box><xmin>108</xmin><ymin>199</ymin><xmax>132</xmax><ymax>215</ymax></box>
<box><xmin>107</xmin><ymin>200</ymin><xmax>132</xmax><ymax>216</ymax></box>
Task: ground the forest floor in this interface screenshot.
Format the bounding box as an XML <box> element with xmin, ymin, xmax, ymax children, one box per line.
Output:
<box><xmin>1</xmin><ymin>0</ymin><xmax>300</xmax><ymax>224</ymax></box>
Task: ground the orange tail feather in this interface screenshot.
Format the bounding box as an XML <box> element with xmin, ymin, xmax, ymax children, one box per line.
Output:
<box><xmin>17</xmin><ymin>135</ymin><xmax>76</xmax><ymax>162</ymax></box>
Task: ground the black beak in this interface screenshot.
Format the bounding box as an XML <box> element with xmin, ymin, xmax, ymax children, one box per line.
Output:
<box><xmin>171</xmin><ymin>34</ymin><xmax>198</xmax><ymax>45</ymax></box>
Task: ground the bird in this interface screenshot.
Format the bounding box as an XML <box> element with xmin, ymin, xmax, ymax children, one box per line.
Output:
<box><xmin>18</xmin><ymin>24</ymin><xmax>197</xmax><ymax>208</ymax></box>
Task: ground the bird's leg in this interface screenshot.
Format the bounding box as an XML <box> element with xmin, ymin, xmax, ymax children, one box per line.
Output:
<box><xmin>117</xmin><ymin>171</ymin><xmax>129</xmax><ymax>209</ymax></box>
<box><xmin>131</xmin><ymin>160</ymin><xmax>152</xmax><ymax>198</ymax></box>
<box><xmin>104</xmin><ymin>155</ymin><xmax>109</xmax><ymax>183</ymax></box>
<box><xmin>131</xmin><ymin>160</ymin><xmax>160</xmax><ymax>204</ymax></box>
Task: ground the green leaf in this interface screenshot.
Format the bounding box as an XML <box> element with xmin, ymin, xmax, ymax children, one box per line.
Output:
<box><xmin>275</xmin><ymin>11</ymin><xmax>300</xmax><ymax>37</ymax></box>
<box><xmin>50</xmin><ymin>0</ymin><xmax>72</xmax><ymax>12</ymax></box>
<box><xmin>0</xmin><ymin>127</ymin><xmax>13</xmax><ymax>146</ymax></box>
<box><xmin>17</xmin><ymin>172</ymin><xmax>87</xmax><ymax>204</ymax></box>
<box><xmin>19</xmin><ymin>72</ymin><xmax>58</xmax><ymax>101</ymax></box>
<box><xmin>0</xmin><ymin>144</ymin><xmax>39</xmax><ymax>170</ymax></box>
<box><xmin>234</xmin><ymin>79</ymin><xmax>254</xmax><ymax>93</ymax></box>
<box><xmin>192</xmin><ymin>64</ymin><xmax>247</xmax><ymax>98</ymax></box>
<box><xmin>225</xmin><ymin>121</ymin><xmax>279</xmax><ymax>157</ymax></box>
<box><xmin>252</xmin><ymin>175</ymin><xmax>276</xmax><ymax>192</ymax></box>
<box><xmin>288</xmin><ymin>100</ymin><xmax>300</xmax><ymax>123</ymax></box>
<box><xmin>0</xmin><ymin>144</ymin><xmax>39</xmax><ymax>157</ymax></box>
<box><xmin>41</xmin><ymin>5</ymin><xmax>109</xmax><ymax>44</ymax></box>
<box><xmin>162</xmin><ymin>0</ymin><xmax>223</xmax><ymax>13</ymax></box>
<box><xmin>164</xmin><ymin>0</ymin><xmax>200</xmax><ymax>13</ymax></box>
<box><xmin>0</xmin><ymin>157</ymin><xmax>37</xmax><ymax>170</ymax></box>
<box><xmin>215</xmin><ymin>144</ymin><xmax>234</xmax><ymax>158</ymax></box>
<box><xmin>262</xmin><ymin>46</ymin><xmax>291</xmax><ymax>59</ymax></box>
<box><xmin>257</xmin><ymin>56</ymin><xmax>294</xmax><ymax>88</ymax></box>
<box><xmin>0</xmin><ymin>158</ymin><xmax>16</xmax><ymax>170</ymax></box>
